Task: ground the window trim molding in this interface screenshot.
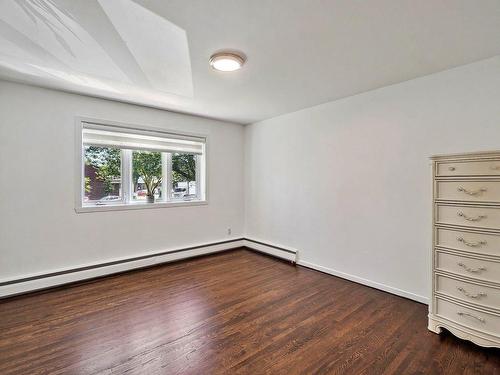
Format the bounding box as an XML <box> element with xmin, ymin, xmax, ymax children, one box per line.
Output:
<box><xmin>74</xmin><ymin>116</ymin><xmax>209</xmax><ymax>213</ymax></box>
<box><xmin>75</xmin><ymin>199</ymin><xmax>208</xmax><ymax>213</ymax></box>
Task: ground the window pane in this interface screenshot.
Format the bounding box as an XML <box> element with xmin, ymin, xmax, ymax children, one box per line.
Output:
<box><xmin>132</xmin><ymin>150</ymin><xmax>162</xmax><ymax>201</ymax></box>
<box><xmin>84</xmin><ymin>146</ymin><xmax>122</xmax><ymax>203</ymax></box>
<box><xmin>172</xmin><ymin>153</ymin><xmax>197</xmax><ymax>200</ymax></box>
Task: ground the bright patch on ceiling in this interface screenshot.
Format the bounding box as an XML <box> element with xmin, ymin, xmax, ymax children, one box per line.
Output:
<box><xmin>0</xmin><ymin>0</ymin><xmax>193</xmax><ymax>99</ymax></box>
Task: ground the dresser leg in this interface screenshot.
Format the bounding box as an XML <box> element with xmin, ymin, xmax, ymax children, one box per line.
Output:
<box><xmin>428</xmin><ymin>316</ymin><xmax>443</xmax><ymax>334</ymax></box>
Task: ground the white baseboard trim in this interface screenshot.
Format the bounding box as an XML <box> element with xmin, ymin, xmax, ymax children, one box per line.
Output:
<box><xmin>0</xmin><ymin>238</ymin><xmax>245</xmax><ymax>298</ymax></box>
<box><xmin>243</xmin><ymin>238</ymin><xmax>298</xmax><ymax>263</ymax></box>
<box><xmin>298</xmin><ymin>259</ymin><xmax>429</xmax><ymax>305</ymax></box>
<box><xmin>1</xmin><ymin>237</ymin><xmax>428</xmax><ymax>306</ymax></box>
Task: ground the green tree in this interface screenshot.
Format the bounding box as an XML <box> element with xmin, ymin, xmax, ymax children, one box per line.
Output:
<box><xmin>84</xmin><ymin>177</ymin><xmax>91</xmax><ymax>194</ymax></box>
<box><xmin>133</xmin><ymin>151</ymin><xmax>162</xmax><ymax>197</ymax></box>
<box><xmin>84</xmin><ymin>146</ymin><xmax>121</xmax><ymax>194</ymax></box>
<box><xmin>172</xmin><ymin>153</ymin><xmax>196</xmax><ymax>195</ymax></box>
<box><xmin>172</xmin><ymin>153</ymin><xmax>196</xmax><ymax>183</ymax></box>
<box><xmin>84</xmin><ymin>148</ymin><xmax>196</xmax><ymax>198</ymax></box>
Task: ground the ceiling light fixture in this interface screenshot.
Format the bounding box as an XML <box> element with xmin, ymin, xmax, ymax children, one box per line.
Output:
<box><xmin>209</xmin><ymin>52</ymin><xmax>246</xmax><ymax>72</ymax></box>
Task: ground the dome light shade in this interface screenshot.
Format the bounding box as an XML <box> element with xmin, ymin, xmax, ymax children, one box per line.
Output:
<box><xmin>209</xmin><ymin>52</ymin><xmax>245</xmax><ymax>72</ymax></box>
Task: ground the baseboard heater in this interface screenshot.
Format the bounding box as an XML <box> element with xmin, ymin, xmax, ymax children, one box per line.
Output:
<box><xmin>243</xmin><ymin>238</ymin><xmax>298</xmax><ymax>263</ymax></box>
<box><xmin>0</xmin><ymin>238</ymin><xmax>298</xmax><ymax>298</ymax></box>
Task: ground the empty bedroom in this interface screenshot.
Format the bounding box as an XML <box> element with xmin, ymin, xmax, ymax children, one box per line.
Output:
<box><xmin>0</xmin><ymin>1</ymin><xmax>500</xmax><ymax>374</ymax></box>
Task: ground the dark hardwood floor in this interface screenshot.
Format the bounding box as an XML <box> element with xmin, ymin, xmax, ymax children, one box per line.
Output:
<box><xmin>1</xmin><ymin>248</ymin><xmax>499</xmax><ymax>374</ymax></box>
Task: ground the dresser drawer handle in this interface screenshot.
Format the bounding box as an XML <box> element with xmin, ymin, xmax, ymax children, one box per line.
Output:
<box><xmin>448</xmin><ymin>166</ymin><xmax>456</xmax><ymax>171</ymax></box>
<box><xmin>457</xmin><ymin>237</ymin><xmax>487</xmax><ymax>247</ymax></box>
<box><xmin>457</xmin><ymin>287</ymin><xmax>487</xmax><ymax>299</ymax></box>
<box><xmin>457</xmin><ymin>212</ymin><xmax>487</xmax><ymax>221</ymax></box>
<box><xmin>457</xmin><ymin>262</ymin><xmax>487</xmax><ymax>273</ymax></box>
<box><xmin>457</xmin><ymin>311</ymin><xmax>485</xmax><ymax>323</ymax></box>
<box><xmin>457</xmin><ymin>187</ymin><xmax>487</xmax><ymax>196</ymax></box>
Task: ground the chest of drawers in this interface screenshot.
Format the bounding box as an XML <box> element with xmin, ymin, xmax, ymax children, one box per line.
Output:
<box><xmin>429</xmin><ymin>151</ymin><xmax>500</xmax><ymax>347</ymax></box>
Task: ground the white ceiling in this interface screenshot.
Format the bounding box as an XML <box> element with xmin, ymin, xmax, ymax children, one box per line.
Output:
<box><xmin>1</xmin><ymin>0</ymin><xmax>499</xmax><ymax>124</ymax></box>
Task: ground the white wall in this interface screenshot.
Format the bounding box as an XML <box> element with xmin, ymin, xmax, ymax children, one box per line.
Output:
<box><xmin>2</xmin><ymin>57</ymin><xmax>499</xmax><ymax>302</ymax></box>
<box><xmin>244</xmin><ymin>56</ymin><xmax>500</xmax><ymax>303</ymax></box>
<box><xmin>0</xmin><ymin>81</ymin><xmax>244</xmax><ymax>281</ymax></box>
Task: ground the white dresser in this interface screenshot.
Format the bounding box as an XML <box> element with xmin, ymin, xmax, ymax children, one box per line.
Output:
<box><xmin>429</xmin><ymin>151</ymin><xmax>500</xmax><ymax>347</ymax></box>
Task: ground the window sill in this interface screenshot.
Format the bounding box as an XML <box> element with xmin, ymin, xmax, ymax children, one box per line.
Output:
<box><xmin>75</xmin><ymin>200</ymin><xmax>208</xmax><ymax>213</ymax></box>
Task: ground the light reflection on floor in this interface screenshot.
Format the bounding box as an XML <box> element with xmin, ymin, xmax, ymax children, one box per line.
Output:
<box><xmin>68</xmin><ymin>279</ymin><xmax>217</xmax><ymax>374</ymax></box>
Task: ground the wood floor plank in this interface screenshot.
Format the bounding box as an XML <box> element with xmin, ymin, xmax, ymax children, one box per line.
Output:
<box><xmin>0</xmin><ymin>248</ymin><xmax>499</xmax><ymax>374</ymax></box>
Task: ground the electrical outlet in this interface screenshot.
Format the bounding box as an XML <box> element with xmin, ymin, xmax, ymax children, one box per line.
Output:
<box><xmin>227</xmin><ymin>228</ymin><xmax>232</xmax><ymax>235</ymax></box>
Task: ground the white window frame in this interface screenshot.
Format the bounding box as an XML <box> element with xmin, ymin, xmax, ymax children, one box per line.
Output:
<box><xmin>81</xmin><ymin>147</ymin><xmax>127</xmax><ymax>206</ymax></box>
<box><xmin>75</xmin><ymin>117</ymin><xmax>208</xmax><ymax>213</ymax></box>
<box><xmin>167</xmin><ymin>153</ymin><xmax>203</xmax><ymax>202</ymax></box>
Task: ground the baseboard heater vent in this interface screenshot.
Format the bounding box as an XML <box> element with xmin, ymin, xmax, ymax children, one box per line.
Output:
<box><xmin>0</xmin><ymin>238</ymin><xmax>299</xmax><ymax>299</ymax></box>
<box><xmin>243</xmin><ymin>238</ymin><xmax>298</xmax><ymax>263</ymax></box>
<box><xmin>0</xmin><ymin>238</ymin><xmax>245</xmax><ymax>298</ymax></box>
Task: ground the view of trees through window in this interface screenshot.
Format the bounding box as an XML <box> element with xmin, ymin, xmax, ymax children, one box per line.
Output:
<box><xmin>83</xmin><ymin>147</ymin><xmax>198</xmax><ymax>204</ymax></box>
<box><xmin>172</xmin><ymin>153</ymin><xmax>196</xmax><ymax>199</ymax></box>
<box><xmin>132</xmin><ymin>151</ymin><xmax>162</xmax><ymax>201</ymax></box>
<box><xmin>84</xmin><ymin>146</ymin><xmax>122</xmax><ymax>203</ymax></box>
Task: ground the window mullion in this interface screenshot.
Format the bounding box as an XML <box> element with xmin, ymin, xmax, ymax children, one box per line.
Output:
<box><xmin>161</xmin><ymin>153</ymin><xmax>168</xmax><ymax>202</ymax></box>
<box><xmin>195</xmin><ymin>154</ymin><xmax>201</xmax><ymax>200</ymax></box>
<box><xmin>122</xmin><ymin>149</ymin><xmax>132</xmax><ymax>204</ymax></box>
<box><xmin>81</xmin><ymin>146</ymin><xmax>85</xmax><ymax>205</ymax></box>
<box><xmin>165</xmin><ymin>153</ymin><xmax>173</xmax><ymax>201</ymax></box>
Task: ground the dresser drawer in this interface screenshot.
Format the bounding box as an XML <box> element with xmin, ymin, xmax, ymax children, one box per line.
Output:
<box><xmin>436</xmin><ymin>205</ymin><xmax>500</xmax><ymax>231</ymax></box>
<box><xmin>436</xmin><ymin>252</ymin><xmax>500</xmax><ymax>284</ymax></box>
<box><xmin>437</xmin><ymin>160</ymin><xmax>500</xmax><ymax>177</ymax></box>
<box><xmin>436</xmin><ymin>274</ymin><xmax>500</xmax><ymax>311</ymax></box>
<box><xmin>436</xmin><ymin>228</ymin><xmax>500</xmax><ymax>257</ymax></box>
<box><xmin>436</xmin><ymin>181</ymin><xmax>500</xmax><ymax>203</ymax></box>
<box><xmin>436</xmin><ymin>298</ymin><xmax>500</xmax><ymax>337</ymax></box>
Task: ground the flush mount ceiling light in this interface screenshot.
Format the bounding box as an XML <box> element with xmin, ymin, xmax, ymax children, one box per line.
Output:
<box><xmin>209</xmin><ymin>52</ymin><xmax>246</xmax><ymax>72</ymax></box>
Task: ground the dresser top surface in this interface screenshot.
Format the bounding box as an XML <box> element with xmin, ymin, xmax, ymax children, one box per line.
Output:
<box><xmin>431</xmin><ymin>151</ymin><xmax>500</xmax><ymax>161</ymax></box>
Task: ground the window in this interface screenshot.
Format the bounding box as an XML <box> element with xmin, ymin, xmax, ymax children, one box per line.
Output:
<box><xmin>171</xmin><ymin>153</ymin><xmax>198</xmax><ymax>200</ymax></box>
<box><xmin>77</xmin><ymin>119</ymin><xmax>206</xmax><ymax>212</ymax></box>
<box><xmin>84</xmin><ymin>146</ymin><xmax>122</xmax><ymax>204</ymax></box>
<box><xmin>132</xmin><ymin>150</ymin><xmax>162</xmax><ymax>202</ymax></box>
